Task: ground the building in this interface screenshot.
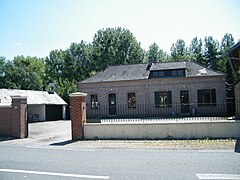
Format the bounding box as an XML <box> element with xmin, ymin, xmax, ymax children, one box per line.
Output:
<box><xmin>227</xmin><ymin>42</ymin><xmax>240</xmax><ymax>119</ymax></box>
<box><xmin>234</xmin><ymin>80</ymin><xmax>240</xmax><ymax>119</ymax></box>
<box><xmin>227</xmin><ymin>41</ymin><xmax>240</xmax><ymax>73</ymax></box>
<box><xmin>78</xmin><ymin>61</ymin><xmax>227</xmax><ymax>118</ymax></box>
<box><xmin>0</xmin><ymin>89</ymin><xmax>67</xmax><ymax>121</ymax></box>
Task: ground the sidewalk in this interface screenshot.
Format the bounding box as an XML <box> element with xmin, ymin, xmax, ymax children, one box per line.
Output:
<box><xmin>0</xmin><ymin>120</ymin><xmax>239</xmax><ymax>151</ymax></box>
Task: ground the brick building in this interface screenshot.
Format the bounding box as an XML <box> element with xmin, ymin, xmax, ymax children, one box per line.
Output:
<box><xmin>78</xmin><ymin>61</ymin><xmax>227</xmax><ymax>118</ymax></box>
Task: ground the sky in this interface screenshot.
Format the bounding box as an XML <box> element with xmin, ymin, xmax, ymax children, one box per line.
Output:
<box><xmin>0</xmin><ymin>0</ymin><xmax>240</xmax><ymax>60</ymax></box>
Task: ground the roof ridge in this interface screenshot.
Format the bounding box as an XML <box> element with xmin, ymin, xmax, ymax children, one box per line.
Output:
<box><xmin>108</xmin><ymin>63</ymin><xmax>148</xmax><ymax>68</ymax></box>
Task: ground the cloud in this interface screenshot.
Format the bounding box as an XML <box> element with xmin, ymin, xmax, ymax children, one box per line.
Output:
<box><xmin>14</xmin><ymin>42</ymin><xmax>22</xmax><ymax>46</ymax></box>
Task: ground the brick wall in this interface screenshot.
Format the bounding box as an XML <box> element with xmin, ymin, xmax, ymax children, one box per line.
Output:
<box><xmin>0</xmin><ymin>96</ymin><xmax>28</xmax><ymax>138</ymax></box>
<box><xmin>0</xmin><ymin>106</ymin><xmax>12</xmax><ymax>136</ymax></box>
<box><xmin>79</xmin><ymin>75</ymin><xmax>227</xmax><ymax>116</ymax></box>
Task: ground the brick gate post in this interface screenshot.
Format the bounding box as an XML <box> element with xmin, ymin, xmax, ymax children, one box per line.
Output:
<box><xmin>11</xmin><ymin>96</ymin><xmax>28</xmax><ymax>138</ymax></box>
<box><xmin>70</xmin><ymin>92</ymin><xmax>87</xmax><ymax>140</ymax></box>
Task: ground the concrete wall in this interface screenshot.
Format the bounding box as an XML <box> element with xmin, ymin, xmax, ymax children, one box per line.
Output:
<box><xmin>28</xmin><ymin>105</ymin><xmax>46</xmax><ymax>121</ymax></box>
<box><xmin>79</xmin><ymin>76</ymin><xmax>227</xmax><ymax>116</ymax></box>
<box><xmin>84</xmin><ymin>122</ymin><xmax>240</xmax><ymax>139</ymax></box>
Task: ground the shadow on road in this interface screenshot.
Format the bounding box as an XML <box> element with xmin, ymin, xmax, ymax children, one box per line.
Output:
<box><xmin>235</xmin><ymin>139</ymin><xmax>240</xmax><ymax>153</ymax></box>
<box><xmin>50</xmin><ymin>140</ymin><xmax>76</xmax><ymax>146</ymax></box>
<box><xmin>0</xmin><ymin>136</ymin><xmax>14</xmax><ymax>142</ymax></box>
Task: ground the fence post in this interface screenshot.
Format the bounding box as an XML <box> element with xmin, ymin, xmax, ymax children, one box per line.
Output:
<box><xmin>70</xmin><ymin>92</ymin><xmax>87</xmax><ymax>140</ymax></box>
<box><xmin>11</xmin><ymin>96</ymin><xmax>28</xmax><ymax>138</ymax></box>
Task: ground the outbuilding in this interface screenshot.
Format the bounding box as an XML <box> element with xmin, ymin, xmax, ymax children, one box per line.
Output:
<box><xmin>0</xmin><ymin>89</ymin><xmax>67</xmax><ymax>121</ymax></box>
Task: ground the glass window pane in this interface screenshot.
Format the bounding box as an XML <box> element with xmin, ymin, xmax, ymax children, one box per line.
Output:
<box><xmin>128</xmin><ymin>93</ymin><xmax>136</xmax><ymax>108</ymax></box>
<box><xmin>91</xmin><ymin>94</ymin><xmax>98</xmax><ymax>109</ymax></box>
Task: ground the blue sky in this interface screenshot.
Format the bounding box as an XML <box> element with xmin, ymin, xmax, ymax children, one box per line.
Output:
<box><xmin>0</xmin><ymin>0</ymin><xmax>240</xmax><ymax>60</ymax></box>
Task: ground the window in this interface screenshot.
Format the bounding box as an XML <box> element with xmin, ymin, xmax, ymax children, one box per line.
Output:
<box><xmin>90</xmin><ymin>94</ymin><xmax>98</xmax><ymax>109</ymax></box>
<box><xmin>172</xmin><ymin>70</ymin><xmax>178</xmax><ymax>76</ymax></box>
<box><xmin>197</xmin><ymin>89</ymin><xmax>216</xmax><ymax>106</ymax></box>
<box><xmin>128</xmin><ymin>93</ymin><xmax>136</xmax><ymax>108</ymax></box>
<box><xmin>152</xmin><ymin>71</ymin><xmax>159</xmax><ymax>78</ymax></box>
<box><xmin>154</xmin><ymin>91</ymin><xmax>172</xmax><ymax>107</ymax></box>
<box><xmin>150</xmin><ymin>69</ymin><xmax>185</xmax><ymax>78</ymax></box>
<box><xmin>178</xmin><ymin>69</ymin><xmax>184</xmax><ymax>76</ymax></box>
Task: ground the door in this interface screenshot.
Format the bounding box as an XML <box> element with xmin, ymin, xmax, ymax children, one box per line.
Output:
<box><xmin>46</xmin><ymin>105</ymin><xmax>63</xmax><ymax>120</ymax></box>
<box><xmin>180</xmin><ymin>90</ymin><xmax>190</xmax><ymax>114</ymax></box>
<box><xmin>109</xmin><ymin>94</ymin><xmax>116</xmax><ymax>115</ymax></box>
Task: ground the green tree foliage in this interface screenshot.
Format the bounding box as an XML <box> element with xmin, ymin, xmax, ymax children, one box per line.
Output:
<box><xmin>53</xmin><ymin>79</ymin><xmax>77</xmax><ymax>105</ymax></box>
<box><xmin>92</xmin><ymin>27</ymin><xmax>145</xmax><ymax>71</ymax></box>
<box><xmin>203</xmin><ymin>36</ymin><xmax>219</xmax><ymax>70</ymax></box>
<box><xmin>65</xmin><ymin>41</ymin><xmax>93</xmax><ymax>82</ymax></box>
<box><xmin>217</xmin><ymin>33</ymin><xmax>235</xmax><ymax>83</ymax></box>
<box><xmin>146</xmin><ymin>43</ymin><xmax>168</xmax><ymax>63</ymax></box>
<box><xmin>45</xmin><ymin>49</ymin><xmax>65</xmax><ymax>85</ymax></box>
<box><xmin>170</xmin><ymin>39</ymin><xmax>188</xmax><ymax>61</ymax></box>
<box><xmin>45</xmin><ymin>49</ymin><xmax>77</xmax><ymax>104</ymax></box>
<box><xmin>0</xmin><ymin>56</ymin><xmax>6</xmax><ymax>88</ymax></box>
<box><xmin>189</xmin><ymin>37</ymin><xmax>206</xmax><ymax>66</ymax></box>
<box><xmin>1</xmin><ymin>56</ymin><xmax>45</xmax><ymax>90</ymax></box>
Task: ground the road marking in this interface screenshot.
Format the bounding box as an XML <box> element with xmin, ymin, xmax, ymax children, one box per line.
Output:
<box><xmin>196</xmin><ymin>173</ymin><xmax>240</xmax><ymax>179</ymax></box>
<box><xmin>0</xmin><ymin>169</ymin><xmax>109</xmax><ymax>179</ymax></box>
<box><xmin>25</xmin><ymin>146</ymin><xmax>96</xmax><ymax>152</ymax></box>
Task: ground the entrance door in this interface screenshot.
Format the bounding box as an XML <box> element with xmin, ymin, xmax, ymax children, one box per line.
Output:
<box><xmin>109</xmin><ymin>94</ymin><xmax>116</xmax><ymax>115</ymax></box>
<box><xmin>180</xmin><ymin>90</ymin><xmax>190</xmax><ymax>114</ymax></box>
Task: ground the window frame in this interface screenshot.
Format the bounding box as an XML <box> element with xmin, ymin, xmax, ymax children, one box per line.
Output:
<box><xmin>154</xmin><ymin>91</ymin><xmax>172</xmax><ymax>108</ymax></box>
<box><xmin>90</xmin><ymin>94</ymin><xmax>98</xmax><ymax>109</ymax></box>
<box><xmin>127</xmin><ymin>92</ymin><xmax>136</xmax><ymax>108</ymax></box>
<box><xmin>150</xmin><ymin>69</ymin><xmax>185</xmax><ymax>78</ymax></box>
<box><xmin>197</xmin><ymin>89</ymin><xmax>216</xmax><ymax>106</ymax></box>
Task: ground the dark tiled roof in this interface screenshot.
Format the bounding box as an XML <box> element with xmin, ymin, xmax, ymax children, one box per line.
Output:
<box><xmin>81</xmin><ymin>64</ymin><xmax>149</xmax><ymax>83</ymax></box>
<box><xmin>81</xmin><ymin>61</ymin><xmax>224</xmax><ymax>83</ymax></box>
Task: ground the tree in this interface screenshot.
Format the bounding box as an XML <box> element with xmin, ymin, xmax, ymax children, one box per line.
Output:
<box><xmin>45</xmin><ymin>49</ymin><xmax>65</xmax><ymax>85</ymax></box>
<box><xmin>189</xmin><ymin>37</ymin><xmax>206</xmax><ymax>66</ymax></box>
<box><xmin>1</xmin><ymin>56</ymin><xmax>45</xmax><ymax>90</ymax></box>
<box><xmin>45</xmin><ymin>49</ymin><xmax>77</xmax><ymax>104</ymax></box>
<box><xmin>146</xmin><ymin>43</ymin><xmax>169</xmax><ymax>63</ymax></box>
<box><xmin>50</xmin><ymin>79</ymin><xmax>77</xmax><ymax>105</ymax></box>
<box><xmin>0</xmin><ymin>56</ymin><xmax>6</xmax><ymax>88</ymax></box>
<box><xmin>65</xmin><ymin>41</ymin><xmax>93</xmax><ymax>82</ymax></box>
<box><xmin>217</xmin><ymin>33</ymin><xmax>235</xmax><ymax>83</ymax></box>
<box><xmin>92</xmin><ymin>27</ymin><xmax>145</xmax><ymax>71</ymax></box>
<box><xmin>203</xmin><ymin>36</ymin><xmax>219</xmax><ymax>70</ymax></box>
<box><xmin>170</xmin><ymin>39</ymin><xmax>188</xmax><ymax>61</ymax></box>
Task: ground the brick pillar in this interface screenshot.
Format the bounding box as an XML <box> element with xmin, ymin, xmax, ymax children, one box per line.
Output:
<box><xmin>70</xmin><ymin>92</ymin><xmax>87</xmax><ymax>140</ymax></box>
<box><xmin>11</xmin><ymin>96</ymin><xmax>28</xmax><ymax>138</ymax></box>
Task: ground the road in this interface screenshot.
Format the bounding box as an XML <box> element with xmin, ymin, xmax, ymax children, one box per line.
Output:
<box><xmin>0</xmin><ymin>144</ymin><xmax>239</xmax><ymax>180</ymax></box>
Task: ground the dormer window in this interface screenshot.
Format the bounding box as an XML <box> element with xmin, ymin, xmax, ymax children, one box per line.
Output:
<box><xmin>149</xmin><ymin>69</ymin><xmax>185</xmax><ymax>78</ymax></box>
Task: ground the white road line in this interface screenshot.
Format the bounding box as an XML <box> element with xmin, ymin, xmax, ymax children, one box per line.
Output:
<box><xmin>196</xmin><ymin>173</ymin><xmax>240</xmax><ymax>179</ymax></box>
<box><xmin>25</xmin><ymin>146</ymin><xmax>96</xmax><ymax>152</ymax></box>
<box><xmin>0</xmin><ymin>169</ymin><xmax>109</xmax><ymax>179</ymax></box>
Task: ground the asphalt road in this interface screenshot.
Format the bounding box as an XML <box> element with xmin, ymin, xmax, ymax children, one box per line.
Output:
<box><xmin>0</xmin><ymin>144</ymin><xmax>239</xmax><ymax>180</ymax></box>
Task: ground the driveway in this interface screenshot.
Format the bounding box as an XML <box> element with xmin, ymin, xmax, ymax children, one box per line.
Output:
<box><xmin>28</xmin><ymin>120</ymin><xmax>72</xmax><ymax>145</ymax></box>
<box><xmin>0</xmin><ymin>120</ymin><xmax>72</xmax><ymax>147</ymax></box>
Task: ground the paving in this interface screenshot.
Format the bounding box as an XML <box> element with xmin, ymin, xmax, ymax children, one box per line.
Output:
<box><xmin>0</xmin><ymin>120</ymin><xmax>239</xmax><ymax>151</ymax></box>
